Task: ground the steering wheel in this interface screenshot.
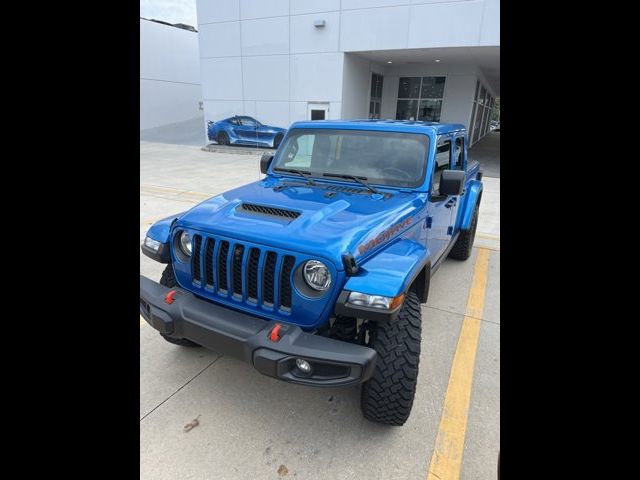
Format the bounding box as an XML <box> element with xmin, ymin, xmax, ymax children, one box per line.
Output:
<box><xmin>382</xmin><ymin>167</ymin><xmax>412</xmax><ymax>180</ymax></box>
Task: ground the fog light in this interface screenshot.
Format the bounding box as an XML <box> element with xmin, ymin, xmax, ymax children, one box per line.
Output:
<box><xmin>295</xmin><ymin>358</ymin><xmax>311</xmax><ymax>374</ymax></box>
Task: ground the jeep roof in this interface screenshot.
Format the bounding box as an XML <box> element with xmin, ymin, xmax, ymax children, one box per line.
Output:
<box><xmin>289</xmin><ymin>119</ymin><xmax>466</xmax><ymax>136</ymax></box>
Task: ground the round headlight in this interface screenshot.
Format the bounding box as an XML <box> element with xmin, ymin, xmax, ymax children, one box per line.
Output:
<box><xmin>179</xmin><ymin>231</ymin><xmax>193</xmax><ymax>256</ymax></box>
<box><xmin>303</xmin><ymin>260</ymin><xmax>331</xmax><ymax>291</ymax></box>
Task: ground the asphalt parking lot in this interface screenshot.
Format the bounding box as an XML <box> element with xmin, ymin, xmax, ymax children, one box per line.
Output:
<box><xmin>140</xmin><ymin>142</ymin><xmax>500</xmax><ymax>479</ymax></box>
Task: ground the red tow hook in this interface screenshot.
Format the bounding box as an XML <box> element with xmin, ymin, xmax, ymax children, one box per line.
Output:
<box><xmin>269</xmin><ymin>323</ymin><xmax>283</xmax><ymax>342</ymax></box>
<box><xmin>164</xmin><ymin>290</ymin><xmax>177</xmax><ymax>304</ymax></box>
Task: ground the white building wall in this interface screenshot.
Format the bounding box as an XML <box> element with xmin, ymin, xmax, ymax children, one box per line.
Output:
<box><xmin>196</xmin><ymin>0</ymin><xmax>499</xmax><ymax>131</ymax></box>
<box><xmin>197</xmin><ymin>0</ymin><xmax>345</xmax><ymax>129</ymax></box>
<box><xmin>140</xmin><ymin>19</ymin><xmax>202</xmax><ymax>130</ymax></box>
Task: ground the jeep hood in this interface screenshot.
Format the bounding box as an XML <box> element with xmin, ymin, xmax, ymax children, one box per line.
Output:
<box><xmin>177</xmin><ymin>179</ymin><xmax>426</xmax><ymax>269</ymax></box>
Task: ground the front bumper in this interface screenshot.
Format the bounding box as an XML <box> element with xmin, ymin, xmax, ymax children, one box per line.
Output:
<box><xmin>140</xmin><ymin>275</ymin><xmax>377</xmax><ymax>386</ymax></box>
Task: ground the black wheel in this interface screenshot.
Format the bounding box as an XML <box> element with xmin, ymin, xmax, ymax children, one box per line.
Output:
<box><xmin>448</xmin><ymin>203</ymin><xmax>479</xmax><ymax>261</ymax></box>
<box><xmin>360</xmin><ymin>292</ymin><xmax>422</xmax><ymax>426</ymax></box>
<box><xmin>158</xmin><ymin>264</ymin><xmax>200</xmax><ymax>347</ymax></box>
<box><xmin>217</xmin><ymin>131</ymin><xmax>230</xmax><ymax>145</ymax></box>
<box><xmin>273</xmin><ymin>133</ymin><xmax>283</xmax><ymax>149</ymax></box>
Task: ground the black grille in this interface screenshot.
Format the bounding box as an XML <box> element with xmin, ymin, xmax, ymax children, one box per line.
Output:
<box><xmin>247</xmin><ymin>248</ymin><xmax>260</xmax><ymax>301</ymax></box>
<box><xmin>232</xmin><ymin>244</ymin><xmax>245</xmax><ymax>297</ymax></box>
<box><xmin>239</xmin><ymin>203</ymin><xmax>300</xmax><ymax>220</ymax></box>
<box><xmin>217</xmin><ymin>241</ymin><xmax>229</xmax><ymax>292</ymax></box>
<box><xmin>189</xmin><ymin>235</ymin><xmax>298</xmax><ymax>312</ymax></box>
<box><xmin>262</xmin><ymin>252</ymin><xmax>277</xmax><ymax>305</ymax></box>
<box><xmin>191</xmin><ymin>235</ymin><xmax>202</xmax><ymax>284</ymax></box>
<box><xmin>204</xmin><ymin>238</ymin><xmax>215</xmax><ymax>288</ymax></box>
<box><xmin>279</xmin><ymin>256</ymin><xmax>295</xmax><ymax>309</ymax></box>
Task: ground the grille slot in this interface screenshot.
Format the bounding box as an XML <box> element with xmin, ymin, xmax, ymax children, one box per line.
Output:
<box><xmin>247</xmin><ymin>248</ymin><xmax>260</xmax><ymax>301</ymax></box>
<box><xmin>262</xmin><ymin>252</ymin><xmax>277</xmax><ymax>305</ymax></box>
<box><xmin>279</xmin><ymin>256</ymin><xmax>295</xmax><ymax>309</ymax></box>
<box><xmin>204</xmin><ymin>238</ymin><xmax>215</xmax><ymax>288</ymax></box>
<box><xmin>217</xmin><ymin>241</ymin><xmax>229</xmax><ymax>292</ymax></box>
<box><xmin>239</xmin><ymin>203</ymin><xmax>300</xmax><ymax>220</ymax></box>
<box><xmin>232</xmin><ymin>244</ymin><xmax>245</xmax><ymax>297</ymax></box>
<box><xmin>191</xmin><ymin>235</ymin><xmax>202</xmax><ymax>284</ymax></box>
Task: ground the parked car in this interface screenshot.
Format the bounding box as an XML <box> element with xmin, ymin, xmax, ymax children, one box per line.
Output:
<box><xmin>491</xmin><ymin>120</ymin><xmax>500</xmax><ymax>131</ymax></box>
<box><xmin>141</xmin><ymin>120</ymin><xmax>483</xmax><ymax>426</ymax></box>
<box><xmin>207</xmin><ymin>116</ymin><xmax>287</xmax><ymax>148</ymax></box>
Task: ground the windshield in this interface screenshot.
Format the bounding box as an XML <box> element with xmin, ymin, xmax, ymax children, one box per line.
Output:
<box><xmin>272</xmin><ymin>129</ymin><xmax>429</xmax><ymax>188</ymax></box>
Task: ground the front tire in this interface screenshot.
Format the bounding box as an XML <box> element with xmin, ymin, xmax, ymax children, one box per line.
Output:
<box><xmin>360</xmin><ymin>292</ymin><xmax>422</xmax><ymax>426</ymax></box>
<box><xmin>448</xmin><ymin>203</ymin><xmax>479</xmax><ymax>261</ymax></box>
<box><xmin>158</xmin><ymin>264</ymin><xmax>200</xmax><ymax>347</ymax></box>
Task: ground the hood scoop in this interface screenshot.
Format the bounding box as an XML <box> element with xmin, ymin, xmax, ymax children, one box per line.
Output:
<box><xmin>237</xmin><ymin>203</ymin><xmax>301</xmax><ymax>221</ymax></box>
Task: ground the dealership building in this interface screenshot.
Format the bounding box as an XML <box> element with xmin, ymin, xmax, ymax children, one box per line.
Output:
<box><xmin>195</xmin><ymin>0</ymin><xmax>499</xmax><ymax>146</ymax></box>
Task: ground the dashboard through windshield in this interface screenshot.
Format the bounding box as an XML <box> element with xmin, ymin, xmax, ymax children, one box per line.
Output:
<box><xmin>272</xmin><ymin>129</ymin><xmax>429</xmax><ymax>188</ymax></box>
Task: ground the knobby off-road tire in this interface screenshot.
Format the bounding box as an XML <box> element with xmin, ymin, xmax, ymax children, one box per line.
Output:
<box><xmin>158</xmin><ymin>264</ymin><xmax>200</xmax><ymax>347</ymax></box>
<box><xmin>360</xmin><ymin>291</ymin><xmax>422</xmax><ymax>426</ymax></box>
<box><xmin>448</xmin><ymin>203</ymin><xmax>479</xmax><ymax>261</ymax></box>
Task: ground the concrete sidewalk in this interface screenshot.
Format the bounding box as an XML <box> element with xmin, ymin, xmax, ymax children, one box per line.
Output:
<box><xmin>140</xmin><ymin>143</ymin><xmax>500</xmax><ymax>480</ymax></box>
<box><xmin>469</xmin><ymin>132</ymin><xmax>500</xmax><ymax>178</ymax></box>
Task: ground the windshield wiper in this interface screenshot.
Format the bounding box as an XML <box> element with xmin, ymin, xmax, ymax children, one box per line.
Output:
<box><xmin>273</xmin><ymin>168</ymin><xmax>316</xmax><ymax>185</ymax></box>
<box><xmin>321</xmin><ymin>173</ymin><xmax>379</xmax><ymax>194</ymax></box>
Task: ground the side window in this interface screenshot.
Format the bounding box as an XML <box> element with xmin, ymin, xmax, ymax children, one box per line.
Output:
<box><xmin>455</xmin><ymin>137</ymin><xmax>465</xmax><ymax>170</ymax></box>
<box><xmin>240</xmin><ymin>117</ymin><xmax>257</xmax><ymax>127</ymax></box>
<box><xmin>432</xmin><ymin>139</ymin><xmax>451</xmax><ymax>195</ymax></box>
<box><xmin>229</xmin><ymin>118</ymin><xmax>239</xmax><ymax>126</ymax></box>
<box><xmin>435</xmin><ymin>140</ymin><xmax>452</xmax><ymax>170</ymax></box>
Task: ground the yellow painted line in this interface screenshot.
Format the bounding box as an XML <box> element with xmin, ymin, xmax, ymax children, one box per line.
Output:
<box><xmin>427</xmin><ymin>248</ymin><xmax>490</xmax><ymax>480</ymax></box>
<box><xmin>140</xmin><ymin>315</ymin><xmax>146</xmax><ymax>327</ymax></box>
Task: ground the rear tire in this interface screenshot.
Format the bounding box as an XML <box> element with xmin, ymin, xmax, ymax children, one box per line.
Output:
<box><xmin>448</xmin><ymin>203</ymin><xmax>479</xmax><ymax>261</ymax></box>
<box><xmin>360</xmin><ymin>292</ymin><xmax>422</xmax><ymax>426</ymax></box>
<box><xmin>217</xmin><ymin>131</ymin><xmax>230</xmax><ymax>146</ymax></box>
<box><xmin>158</xmin><ymin>264</ymin><xmax>200</xmax><ymax>347</ymax></box>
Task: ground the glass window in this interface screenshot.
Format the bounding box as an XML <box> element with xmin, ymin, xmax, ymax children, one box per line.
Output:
<box><xmin>421</xmin><ymin>77</ymin><xmax>446</xmax><ymax>99</ymax></box>
<box><xmin>397</xmin><ymin>77</ymin><xmax>421</xmax><ymax>98</ymax></box>
<box><xmin>240</xmin><ymin>117</ymin><xmax>257</xmax><ymax>127</ymax></box>
<box><xmin>273</xmin><ymin>129</ymin><xmax>430</xmax><ymax>188</ymax></box>
<box><xmin>455</xmin><ymin>137</ymin><xmax>465</xmax><ymax>169</ymax></box>
<box><xmin>418</xmin><ymin>99</ymin><xmax>443</xmax><ymax>122</ymax></box>
<box><xmin>435</xmin><ymin>140</ymin><xmax>451</xmax><ymax>171</ymax></box>
<box><xmin>397</xmin><ymin>76</ymin><xmax>446</xmax><ymax>121</ymax></box>
<box><xmin>479</xmin><ymin>86</ymin><xmax>486</xmax><ymax>106</ymax></box>
<box><xmin>396</xmin><ymin>99</ymin><xmax>419</xmax><ymax>120</ymax></box>
<box><xmin>369</xmin><ymin>73</ymin><xmax>384</xmax><ymax>119</ymax></box>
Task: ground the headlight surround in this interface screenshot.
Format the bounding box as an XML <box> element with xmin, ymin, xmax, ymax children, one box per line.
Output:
<box><xmin>303</xmin><ymin>260</ymin><xmax>332</xmax><ymax>291</ymax></box>
<box><xmin>178</xmin><ymin>231</ymin><xmax>193</xmax><ymax>257</ymax></box>
<box><xmin>348</xmin><ymin>292</ymin><xmax>405</xmax><ymax>310</ymax></box>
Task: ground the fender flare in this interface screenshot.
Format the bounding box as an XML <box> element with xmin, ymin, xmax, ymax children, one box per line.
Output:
<box><xmin>142</xmin><ymin>213</ymin><xmax>184</xmax><ymax>263</ymax></box>
<box><xmin>460</xmin><ymin>180</ymin><xmax>483</xmax><ymax>230</ymax></box>
<box><xmin>341</xmin><ymin>239</ymin><xmax>432</xmax><ymax>303</ymax></box>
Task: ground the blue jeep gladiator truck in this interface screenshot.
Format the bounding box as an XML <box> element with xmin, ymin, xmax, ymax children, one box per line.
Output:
<box><xmin>140</xmin><ymin>120</ymin><xmax>483</xmax><ymax>426</ymax></box>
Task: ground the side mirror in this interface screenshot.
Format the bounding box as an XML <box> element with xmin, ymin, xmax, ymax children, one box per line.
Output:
<box><xmin>260</xmin><ymin>153</ymin><xmax>274</xmax><ymax>174</ymax></box>
<box><xmin>439</xmin><ymin>169</ymin><xmax>465</xmax><ymax>196</ymax></box>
